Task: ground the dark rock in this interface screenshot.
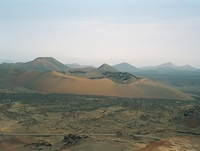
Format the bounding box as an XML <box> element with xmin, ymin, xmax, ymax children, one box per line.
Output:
<box><xmin>116</xmin><ymin>131</ymin><xmax>123</xmax><ymax>137</ymax></box>
<box><xmin>25</xmin><ymin>140</ymin><xmax>52</xmax><ymax>150</ymax></box>
<box><xmin>62</xmin><ymin>134</ymin><xmax>85</xmax><ymax>147</ymax></box>
<box><xmin>173</xmin><ymin>105</ymin><xmax>200</xmax><ymax>128</ymax></box>
<box><xmin>102</xmin><ymin>71</ymin><xmax>140</xmax><ymax>84</ymax></box>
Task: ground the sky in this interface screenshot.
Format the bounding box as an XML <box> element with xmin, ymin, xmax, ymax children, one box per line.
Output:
<box><xmin>0</xmin><ymin>0</ymin><xmax>200</xmax><ymax>68</ymax></box>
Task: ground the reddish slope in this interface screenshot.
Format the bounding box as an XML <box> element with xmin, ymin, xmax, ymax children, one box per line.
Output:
<box><xmin>0</xmin><ymin>137</ymin><xmax>30</xmax><ymax>151</ymax></box>
<box><xmin>141</xmin><ymin>137</ymin><xmax>200</xmax><ymax>151</ymax></box>
<box><xmin>12</xmin><ymin>70</ymin><xmax>193</xmax><ymax>100</ymax></box>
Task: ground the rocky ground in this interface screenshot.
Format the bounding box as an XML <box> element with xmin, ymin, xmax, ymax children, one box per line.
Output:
<box><xmin>0</xmin><ymin>93</ymin><xmax>200</xmax><ymax>150</ymax></box>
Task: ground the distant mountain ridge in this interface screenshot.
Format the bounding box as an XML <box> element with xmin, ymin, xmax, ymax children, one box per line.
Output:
<box><xmin>140</xmin><ymin>62</ymin><xmax>198</xmax><ymax>72</ymax></box>
<box><xmin>0</xmin><ymin>57</ymin><xmax>199</xmax><ymax>73</ymax></box>
<box><xmin>98</xmin><ymin>63</ymin><xmax>119</xmax><ymax>72</ymax></box>
<box><xmin>113</xmin><ymin>62</ymin><xmax>199</xmax><ymax>73</ymax></box>
<box><xmin>0</xmin><ymin>60</ymin><xmax>12</xmax><ymax>64</ymax></box>
<box><xmin>66</xmin><ymin>63</ymin><xmax>94</xmax><ymax>69</ymax></box>
<box><xmin>66</xmin><ymin>63</ymin><xmax>82</xmax><ymax>69</ymax></box>
<box><xmin>0</xmin><ymin>57</ymin><xmax>69</xmax><ymax>71</ymax></box>
<box><xmin>113</xmin><ymin>62</ymin><xmax>139</xmax><ymax>72</ymax></box>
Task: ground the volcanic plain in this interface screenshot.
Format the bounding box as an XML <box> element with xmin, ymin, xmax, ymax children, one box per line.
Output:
<box><xmin>0</xmin><ymin>57</ymin><xmax>200</xmax><ymax>150</ymax></box>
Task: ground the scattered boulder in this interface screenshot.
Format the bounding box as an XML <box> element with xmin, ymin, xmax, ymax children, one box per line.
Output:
<box><xmin>25</xmin><ymin>140</ymin><xmax>52</xmax><ymax>150</ymax></box>
<box><xmin>62</xmin><ymin>134</ymin><xmax>89</xmax><ymax>147</ymax></box>
<box><xmin>102</xmin><ymin>71</ymin><xmax>140</xmax><ymax>84</ymax></box>
<box><xmin>173</xmin><ymin>105</ymin><xmax>200</xmax><ymax>128</ymax></box>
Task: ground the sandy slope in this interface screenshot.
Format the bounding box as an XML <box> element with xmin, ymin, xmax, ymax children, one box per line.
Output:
<box><xmin>140</xmin><ymin>137</ymin><xmax>200</xmax><ymax>151</ymax></box>
<box><xmin>12</xmin><ymin>70</ymin><xmax>193</xmax><ymax>100</ymax></box>
<box><xmin>0</xmin><ymin>136</ymin><xmax>31</xmax><ymax>151</ymax></box>
<box><xmin>66</xmin><ymin>142</ymin><xmax>128</xmax><ymax>151</ymax></box>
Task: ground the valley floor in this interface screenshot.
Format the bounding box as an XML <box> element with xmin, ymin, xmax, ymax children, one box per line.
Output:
<box><xmin>0</xmin><ymin>93</ymin><xmax>200</xmax><ymax>150</ymax></box>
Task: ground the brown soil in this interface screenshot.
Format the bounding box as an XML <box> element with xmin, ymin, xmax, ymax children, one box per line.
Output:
<box><xmin>11</xmin><ymin>70</ymin><xmax>193</xmax><ymax>100</ymax></box>
<box><xmin>141</xmin><ymin>137</ymin><xmax>200</xmax><ymax>151</ymax></box>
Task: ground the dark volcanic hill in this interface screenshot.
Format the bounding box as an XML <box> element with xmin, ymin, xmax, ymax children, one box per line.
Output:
<box><xmin>140</xmin><ymin>62</ymin><xmax>177</xmax><ymax>71</ymax></box>
<box><xmin>178</xmin><ymin>65</ymin><xmax>197</xmax><ymax>71</ymax></box>
<box><xmin>0</xmin><ymin>57</ymin><xmax>69</xmax><ymax>71</ymax></box>
<box><xmin>140</xmin><ymin>62</ymin><xmax>198</xmax><ymax>73</ymax></box>
<box><xmin>66</xmin><ymin>63</ymin><xmax>94</xmax><ymax>69</ymax></box>
<box><xmin>98</xmin><ymin>63</ymin><xmax>119</xmax><ymax>72</ymax></box>
<box><xmin>113</xmin><ymin>62</ymin><xmax>139</xmax><ymax>72</ymax></box>
<box><xmin>66</xmin><ymin>63</ymin><xmax>82</xmax><ymax>69</ymax></box>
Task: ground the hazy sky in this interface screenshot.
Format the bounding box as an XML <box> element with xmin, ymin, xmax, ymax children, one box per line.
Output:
<box><xmin>1</xmin><ymin>0</ymin><xmax>200</xmax><ymax>67</ymax></box>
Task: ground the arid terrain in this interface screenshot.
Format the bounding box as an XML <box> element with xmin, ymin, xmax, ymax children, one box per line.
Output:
<box><xmin>0</xmin><ymin>93</ymin><xmax>200</xmax><ymax>150</ymax></box>
<box><xmin>1</xmin><ymin>0</ymin><xmax>200</xmax><ymax>149</ymax></box>
<box><xmin>0</xmin><ymin>57</ymin><xmax>200</xmax><ymax>150</ymax></box>
<box><xmin>0</xmin><ymin>57</ymin><xmax>194</xmax><ymax>100</ymax></box>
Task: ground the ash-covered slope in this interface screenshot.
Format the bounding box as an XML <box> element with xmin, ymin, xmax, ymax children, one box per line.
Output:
<box><xmin>10</xmin><ymin>69</ymin><xmax>193</xmax><ymax>100</ymax></box>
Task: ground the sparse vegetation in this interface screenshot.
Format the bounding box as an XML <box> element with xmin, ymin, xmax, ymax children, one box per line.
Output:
<box><xmin>0</xmin><ymin>93</ymin><xmax>200</xmax><ymax>150</ymax></box>
<box><xmin>0</xmin><ymin>58</ymin><xmax>199</xmax><ymax>150</ymax></box>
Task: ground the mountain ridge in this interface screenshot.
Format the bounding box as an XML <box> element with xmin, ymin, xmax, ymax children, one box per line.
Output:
<box><xmin>0</xmin><ymin>57</ymin><xmax>70</xmax><ymax>71</ymax></box>
<box><xmin>0</xmin><ymin>57</ymin><xmax>199</xmax><ymax>71</ymax></box>
<box><xmin>0</xmin><ymin>57</ymin><xmax>197</xmax><ymax>100</ymax></box>
<box><xmin>140</xmin><ymin>62</ymin><xmax>198</xmax><ymax>71</ymax></box>
<box><xmin>113</xmin><ymin>62</ymin><xmax>139</xmax><ymax>72</ymax></box>
<box><xmin>113</xmin><ymin>62</ymin><xmax>199</xmax><ymax>73</ymax></box>
<box><xmin>98</xmin><ymin>63</ymin><xmax>119</xmax><ymax>72</ymax></box>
